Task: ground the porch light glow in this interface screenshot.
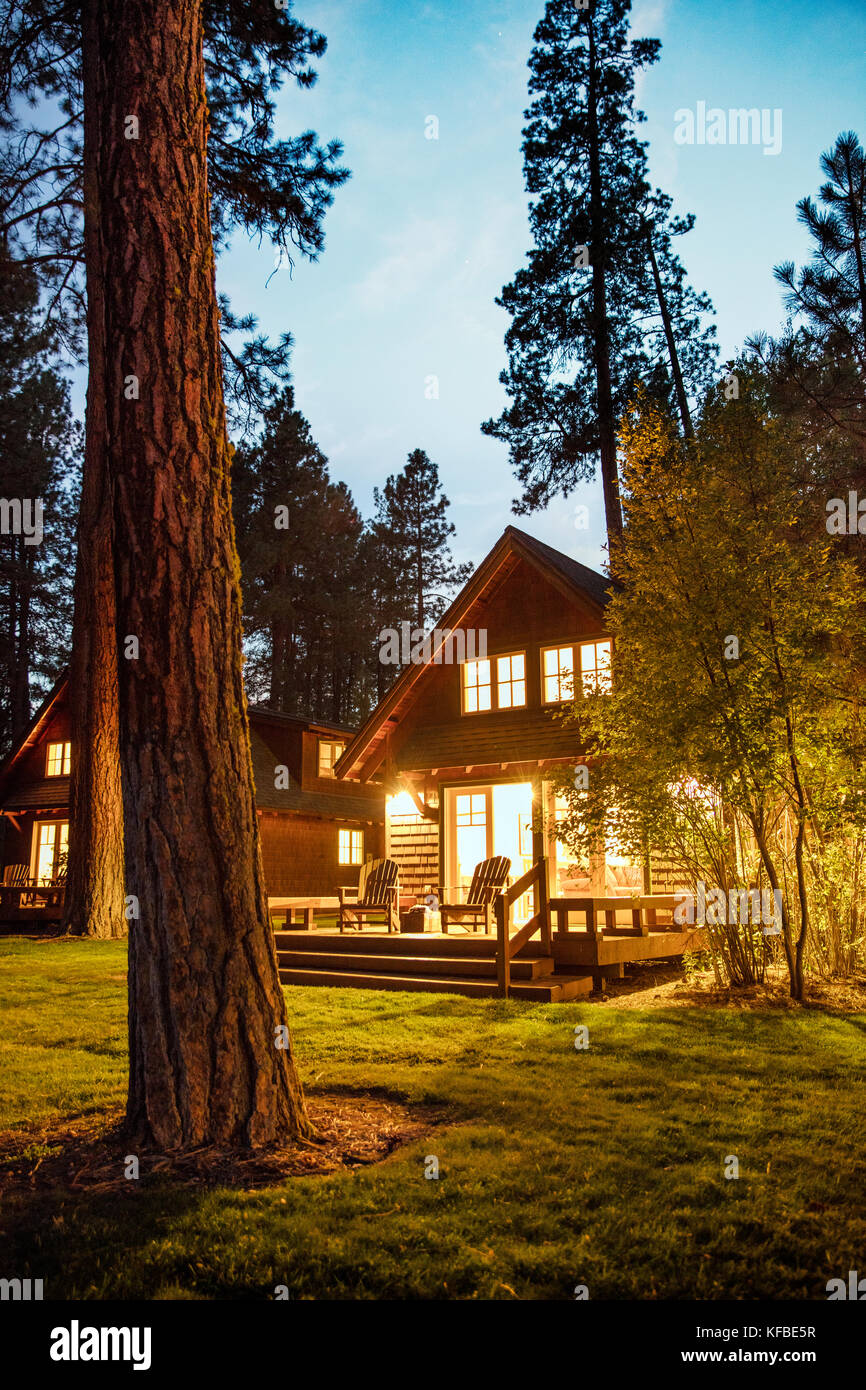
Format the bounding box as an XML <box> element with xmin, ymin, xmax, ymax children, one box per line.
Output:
<box><xmin>386</xmin><ymin>790</ymin><xmax>419</xmax><ymax>818</ymax></box>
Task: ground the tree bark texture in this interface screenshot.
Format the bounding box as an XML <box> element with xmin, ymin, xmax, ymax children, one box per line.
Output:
<box><xmin>63</xmin><ymin>0</ymin><xmax>127</xmax><ymax>940</ymax></box>
<box><xmin>88</xmin><ymin>0</ymin><xmax>312</xmax><ymax>1148</ymax></box>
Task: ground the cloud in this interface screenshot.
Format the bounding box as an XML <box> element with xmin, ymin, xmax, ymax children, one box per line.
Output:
<box><xmin>354</xmin><ymin>216</ymin><xmax>459</xmax><ymax>313</ymax></box>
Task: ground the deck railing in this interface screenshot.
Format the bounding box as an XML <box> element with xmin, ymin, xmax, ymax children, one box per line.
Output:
<box><xmin>0</xmin><ymin>879</ymin><xmax>66</xmax><ymax>917</ymax></box>
<box><xmin>550</xmin><ymin>893</ymin><xmax>692</xmax><ymax>937</ymax></box>
<box><xmin>494</xmin><ymin>856</ymin><xmax>550</xmax><ymax>999</ymax></box>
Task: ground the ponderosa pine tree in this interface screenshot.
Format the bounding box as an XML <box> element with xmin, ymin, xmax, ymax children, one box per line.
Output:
<box><xmin>750</xmin><ymin>131</ymin><xmax>866</xmax><ymax>463</ymax></box>
<box><xmin>232</xmin><ymin>387</ymin><xmax>369</xmax><ymax>723</ymax></box>
<box><xmin>482</xmin><ymin>0</ymin><xmax>715</xmax><ymax>545</ymax></box>
<box><xmin>776</xmin><ymin>130</ymin><xmax>866</xmax><ymax>361</ymax></box>
<box><xmin>0</xmin><ymin>0</ymin><xmax>348</xmax><ymax>937</ymax></box>
<box><xmin>88</xmin><ymin>0</ymin><xmax>312</xmax><ymax>1148</ymax></box>
<box><xmin>0</xmin><ymin>251</ymin><xmax>79</xmax><ymax>754</ymax></box>
<box><xmin>372</xmin><ymin>449</ymin><xmax>473</xmax><ymax>634</ymax></box>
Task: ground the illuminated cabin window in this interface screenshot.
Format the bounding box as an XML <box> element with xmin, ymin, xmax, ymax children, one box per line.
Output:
<box><xmin>542</xmin><ymin>646</ymin><xmax>575</xmax><ymax>704</ymax></box>
<box><xmin>318</xmin><ymin>739</ymin><xmax>346</xmax><ymax>778</ymax></box>
<box><xmin>338</xmin><ymin>828</ymin><xmax>364</xmax><ymax>865</ymax></box>
<box><xmin>45</xmin><ymin>741</ymin><xmax>72</xmax><ymax>777</ymax></box>
<box><xmin>496</xmin><ymin>653</ymin><xmax>526</xmax><ymax>709</ymax></box>
<box><xmin>33</xmin><ymin>820</ymin><xmax>68</xmax><ymax>883</ymax></box>
<box><xmin>580</xmin><ymin>639</ymin><xmax>612</xmax><ymax>694</ymax></box>
<box><xmin>462</xmin><ymin>659</ymin><xmax>491</xmax><ymax>714</ymax></box>
<box><xmin>456</xmin><ymin>793</ymin><xmax>487</xmax><ymax>829</ymax></box>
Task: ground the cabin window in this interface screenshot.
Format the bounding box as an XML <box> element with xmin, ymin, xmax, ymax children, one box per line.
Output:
<box><xmin>318</xmin><ymin>739</ymin><xmax>346</xmax><ymax>778</ymax></box>
<box><xmin>496</xmin><ymin>653</ymin><xmax>526</xmax><ymax>709</ymax></box>
<box><xmin>31</xmin><ymin>820</ymin><xmax>69</xmax><ymax>883</ymax></box>
<box><xmin>454</xmin><ymin>793</ymin><xmax>489</xmax><ymax>879</ymax></box>
<box><xmin>579</xmin><ymin>639</ymin><xmax>612</xmax><ymax>694</ymax></box>
<box><xmin>338</xmin><ymin>828</ymin><xmax>364</xmax><ymax>865</ymax></box>
<box><xmin>45</xmin><ymin>741</ymin><xmax>71</xmax><ymax>777</ymax></box>
<box><xmin>542</xmin><ymin>646</ymin><xmax>575</xmax><ymax>704</ymax></box>
<box><xmin>462</xmin><ymin>659</ymin><xmax>491</xmax><ymax>714</ymax></box>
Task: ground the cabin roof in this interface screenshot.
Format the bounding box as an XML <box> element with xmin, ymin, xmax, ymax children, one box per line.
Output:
<box><xmin>249</xmin><ymin>724</ymin><xmax>382</xmax><ymax>821</ymax></box>
<box><xmin>0</xmin><ymin>675</ymin><xmax>378</xmax><ymax>818</ymax></box>
<box><xmin>395</xmin><ymin>707</ymin><xmax>581</xmax><ymax>774</ymax></box>
<box><xmin>504</xmin><ymin>526</ymin><xmax>612</xmax><ymax>611</ymax></box>
<box><xmin>0</xmin><ymin>672</ymin><xmax>69</xmax><ymax>797</ymax></box>
<box><xmin>246</xmin><ymin>704</ymin><xmax>358</xmax><ymax>738</ymax></box>
<box><xmin>336</xmin><ymin>525</ymin><xmax>610</xmax><ymax>781</ymax></box>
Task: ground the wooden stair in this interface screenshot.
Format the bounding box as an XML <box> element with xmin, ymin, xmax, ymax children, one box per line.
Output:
<box><xmin>274</xmin><ymin>930</ymin><xmax>592</xmax><ymax>1003</ymax></box>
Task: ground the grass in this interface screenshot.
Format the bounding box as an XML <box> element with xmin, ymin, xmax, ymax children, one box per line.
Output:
<box><xmin>1</xmin><ymin>936</ymin><xmax>864</xmax><ymax>1300</ymax></box>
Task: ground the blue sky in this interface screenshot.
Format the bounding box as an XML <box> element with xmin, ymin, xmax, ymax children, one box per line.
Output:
<box><xmin>216</xmin><ymin>0</ymin><xmax>866</xmax><ymax>572</ymax></box>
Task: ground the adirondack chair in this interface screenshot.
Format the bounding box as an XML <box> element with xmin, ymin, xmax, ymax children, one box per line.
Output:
<box><xmin>439</xmin><ymin>856</ymin><xmax>511</xmax><ymax>935</ymax></box>
<box><xmin>338</xmin><ymin>858</ymin><xmax>400</xmax><ymax>933</ymax></box>
<box><xmin>0</xmin><ymin>867</ymin><xmax>33</xmax><ymax>911</ymax></box>
<box><xmin>0</xmin><ymin>862</ymin><xmax>32</xmax><ymax>908</ymax></box>
<box><xmin>2</xmin><ymin>864</ymin><xmax>30</xmax><ymax>885</ymax></box>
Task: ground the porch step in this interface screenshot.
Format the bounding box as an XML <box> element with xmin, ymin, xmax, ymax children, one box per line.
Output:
<box><xmin>276</xmin><ymin>950</ymin><xmax>554</xmax><ymax>980</ymax></box>
<box><xmin>274</xmin><ymin>930</ymin><xmax>549</xmax><ymax>960</ymax></box>
<box><xmin>278</xmin><ymin>965</ymin><xmax>593</xmax><ymax>1002</ymax></box>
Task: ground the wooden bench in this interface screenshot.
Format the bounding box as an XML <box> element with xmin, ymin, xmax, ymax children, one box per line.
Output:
<box><xmin>267</xmin><ymin>896</ymin><xmax>339</xmax><ymax>930</ymax></box>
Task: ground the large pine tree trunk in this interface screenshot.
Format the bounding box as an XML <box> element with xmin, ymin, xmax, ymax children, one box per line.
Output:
<box><xmin>62</xmin><ymin>2</ymin><xmax>126</xmax><ymax>941</ymax></box>
<box><xmin>89</xmin><ymin>0</ymin><xmax>312</xmax><ymax>1148</ymax></box>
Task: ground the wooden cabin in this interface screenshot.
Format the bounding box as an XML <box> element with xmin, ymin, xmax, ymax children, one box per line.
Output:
<box><xmin>338</xmin><ymin>525</ymin><xmax>650</xmax><ymax>902</ymax></box>
<box><xmin>272</xmin><ymin>526</ymin><xmax>703</xmax><ymax>1000</ymax></box>
<box><xmin>0</xmin><ymin>677</ymin><xmax>384</xmax><ymax>924</ymax></box>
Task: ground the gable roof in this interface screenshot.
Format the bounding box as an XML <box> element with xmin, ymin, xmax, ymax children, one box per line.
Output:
<box><xmin>0</xmin><ymin>675</ymin><xmax>379</xmax><ymax>819</ymax></box>
<box><xmin>249</xmin><ymin>722</ymin><xmax>381</xmax><ymax>820</ymax></box>
<box><xmin>335</xmin><ymin>525</ymin><xmax>611</xmax><ymax>781</ymax></box>
<box><xmin>0</xmin><ymin>672</ymin><xmax>69</xmax><ymax>796</ymax></box>
<box><xmin>506</xmin><ymin>527</ymin><xmax>612</xmax><ymax>610</ymax></box>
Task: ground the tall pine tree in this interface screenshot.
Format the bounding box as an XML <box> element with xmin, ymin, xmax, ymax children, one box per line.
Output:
<box><xmin>233</xmin><ymin>387</ymin><xmax>371</xmax><ymax>723</ymax></box>
<box><xmin>482</xmin><ymin>0</ymin><xmax>715</xmax><ymax>545</ymax></box>
<box><xmin>750</xmin><ymin>131</ymin><xmax>866</xmax><ymax>462</ymax></box>
<box><xmin>89</xmin><ymin>0</ymin><xmax>312</xmax><ymax>1150</ymax></box>
<box><xmin>0</xmin><ymin>251</ymin><xmax>79</xmax><ymax>754</ymax></box>
<box><xmin>1</xmin><ymin>0</ymin><xmax>348</xmax><ymax>936</ymax></box>
<box><xmin>372</xmin><ymin>449</ymin><xmax>472</xmax><ymax>632</ymax></box>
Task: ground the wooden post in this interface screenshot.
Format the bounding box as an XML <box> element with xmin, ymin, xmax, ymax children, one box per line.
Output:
<box><xmin>538</xmin><ymin>856</ymin><xmax>551</xmax><ymax>953</ymax></box>
<box><xmin>588</xmin><ymin>901</ymin><xmax>599</xmax><ymax>939</ymax></box>
<box><xmin>495</xmin><ymin>894</ymin><xmax>509</xmax><ymax>998</ymax></box>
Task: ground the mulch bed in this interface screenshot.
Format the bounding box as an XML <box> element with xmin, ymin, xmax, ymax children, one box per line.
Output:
<box><xmin>0</xmin><ymin>1090</ymin><xmax>449</xmax><ymax>1196</ymax></box>
<box><xmin>593</xmin><ymin>962</ymin><xmax>866</xmax><ymax>1012</ymax></box>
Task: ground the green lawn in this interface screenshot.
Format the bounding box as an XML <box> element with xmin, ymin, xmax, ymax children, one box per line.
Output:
<box><xmin>1</xmin><ymin>936</ymin><xmax>864</xmax><ymax>1300</ymax></box>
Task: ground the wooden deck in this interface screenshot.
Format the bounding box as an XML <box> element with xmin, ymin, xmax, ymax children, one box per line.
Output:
<box><xmin>275</xmin><ymin>928</ymin><xmax>593</xmax><ymax>1002</ymax></box>
<box><xmin>275</xmin><ymin>902</ymin><xmax>706</xmax><ymax>1001</ymax></box>
<box><xmin>0</xmin><ymin>883</ymin><xmax>65</xmax><ymax>926</ymax></box>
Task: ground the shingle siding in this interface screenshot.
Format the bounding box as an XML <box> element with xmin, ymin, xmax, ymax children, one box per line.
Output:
<box><xmin>259</xmin><ymin>812</ymin><xmax>384</xmax><ymax>896</ymax></box>
<box><xmin>387</xmin><ymin>811</ymin><xmax>439</xmax><ymax>898</ymax></box>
